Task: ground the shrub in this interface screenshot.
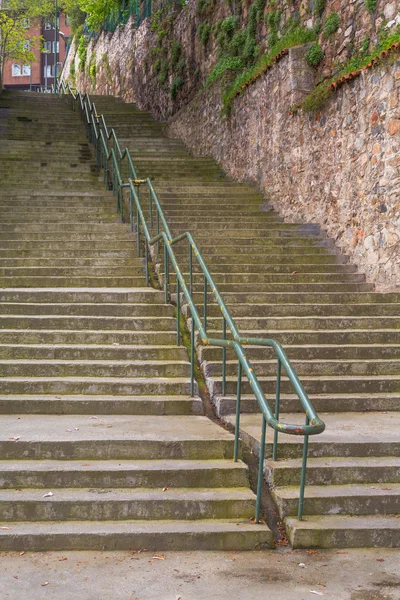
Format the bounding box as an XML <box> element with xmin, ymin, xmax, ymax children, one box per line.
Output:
<box><xmin>197</xmin><ymin>22</ymin><xmax>212</xmax><ymax>46</ymax></box>
<box><xmin>323</xmin><ymin>12</ymin><xmax>340</xmax><ymax>37</ymax></box>
<box><xmin>220</xmin><ymin>15</ymin><xmax>239</xmax><ymax>35</ymax></box>
<box><xmin>365</xmin><ymin>0</ymin><xmax>377</xmax><ymax>12</ymax></box>
<box><xmin>313</xmin><ymin>0</ymin><xmax>325</xmax><ymax>17</ymax></box>
<box><xmin>77</xmin><ymin>36</ymin><xmax>88</xmax><ymax>72</ymax></box>
<box><xmin>171</xmin><ymin>76</ymin><xmax>183</xmax><ymax>99</ymax></box>
<box><xmin>306</xmin><ymin>42</ymin><xmax>324</xmax><ymax>66</ymax></box>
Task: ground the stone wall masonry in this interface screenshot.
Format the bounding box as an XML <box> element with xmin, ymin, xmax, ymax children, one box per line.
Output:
<box><xmin>61</xmin><ymin>0</ymin><xmax>400</xmax><ymax>290</ymax></box>
<box><xmin>169</xmin><ymin>51</ymin><xmax>400</xmax><ymax>290</ymax></box>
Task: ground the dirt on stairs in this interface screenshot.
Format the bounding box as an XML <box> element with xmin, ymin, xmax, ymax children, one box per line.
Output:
<box><xmin>87</xmin><ymin>93</ymin><xmax>400</xmax><ymax>548</ymax></box>
<box><xmin>0</xmin><ymin>90</ymin><xmax>273</xmax><ymax>551</ymax></box>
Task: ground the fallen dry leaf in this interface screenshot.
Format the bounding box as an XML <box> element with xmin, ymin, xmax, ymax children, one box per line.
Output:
<box><xmin>19</xmin><ymin>551</ymin><xmax>26</xmax><ymax>556</ymax></box>
<box><xmin>43</xmin><ymin>492</ymin><xmax>54</xmax><ymax>498</ymax></box>
<box><xmin>310</xmin><ymin>592</ymin><xmax>324</xmax><ymax>597</ymax></box>
<box><xmin>162</xmin><ymin>486</ymin><xmax>168</xmax><ymax>492</ymax></box>
<box><xmin>58</xmin><ymin>557</ymin><xmax>68</xmax><ymax>561</ymax></box>
<box><xmin>41</xmin><ymin>582</ymin><xmax>49</xmax><ymax>587</ymax></box>
<box><xmin>152</xmin><ymin>554</ymin><xmax>165</xmax><ymax>560</ymax></box>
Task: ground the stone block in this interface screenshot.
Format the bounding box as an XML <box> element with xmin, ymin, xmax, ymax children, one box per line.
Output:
<box><xmin>287</xmin><ymin>43</ymin><xmax>316</xmax><ymax>106</ymax></box>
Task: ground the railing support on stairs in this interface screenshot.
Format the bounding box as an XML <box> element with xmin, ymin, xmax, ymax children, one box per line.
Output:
<box><xmin>56</xmin><ymin>81</ymin><xmax>325</xmax><ymax>522</ymax></box>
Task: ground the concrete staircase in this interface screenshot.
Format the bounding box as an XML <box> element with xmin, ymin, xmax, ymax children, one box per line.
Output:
<box><xmin>0</xmin><ymin>91</ymin><xmax>273</xmax><ymax>551</ymax></box>
<box><xmin>86</xmin><ymin>94</ymin><xmax>400</xmax><ymax>547</ymax></box>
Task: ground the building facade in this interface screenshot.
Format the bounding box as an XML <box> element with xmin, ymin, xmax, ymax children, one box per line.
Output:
<box><xmin>3</xmin><ymin>13</ymin><xmax>71</xmax><ymax>91</ymax></box>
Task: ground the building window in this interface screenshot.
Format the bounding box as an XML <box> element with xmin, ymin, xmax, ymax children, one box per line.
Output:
<box><xmin>53</xmin><ymin>41</ymin><xmax>59</xmax><ymax>53</ymax></box>
<box><xmin>44</xmin><ymin>41</ymin><xmax>51</xmax><ymax>52</ymax></box>
<box><xmin>45</xmin><ymin>21</ymin><xmax>52</xmax><ymax>30</ymax></box>
<box><xmin>44</xmin><ymin>65</ymin><xmax>55</xmax><ymax>78</ymax></box>
<box><xmin>22</xmin><ymin>65</ymin><xmax>31</xmax><ymax>76</ymax></box>
<box><xmin>12</xmin><ymin>64</ymin><xmax>21</xmax><ymax>76</ymax></box>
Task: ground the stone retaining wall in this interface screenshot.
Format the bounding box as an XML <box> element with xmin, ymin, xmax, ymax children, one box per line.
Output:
<box><xmin>170</xmin><ymin>52</ymin><xmax>400</xmax><ymax>290</ymax></box>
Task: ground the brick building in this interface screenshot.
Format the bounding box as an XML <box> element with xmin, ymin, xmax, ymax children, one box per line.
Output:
<box><xmin>3</xmin><ymin>13</ymin><xmax>71</xmax><ymax>91</ymax></box>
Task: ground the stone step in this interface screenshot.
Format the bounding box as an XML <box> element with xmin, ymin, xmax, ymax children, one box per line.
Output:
<box><xmin>201</xmin><ymin>344</ymin><xmax>400</xmax><ymax>361</ymax></box>
<box><xmin>0</xmin><ymin>458</ymin><xmax>248</xmax><ymax>488</ymax></box>
<box><xmin>0</xmin><ymin>359</ymin><xmax>192</xmax><ymax>378</ymax></box>
<box><xmin>0</xmin><ymin>344</ymin><xmax>187</xmax><ymax>360</ymax></box>
<box><xmin>0</xmin><ymin>519</ymin><xmax>273</xmax><ymax>551</ymax></box>
<box><xmin>0</xmin><ymin>414</ymin><xmax>234</xmax><ymax>460</ymax></box>
<box><xmin>285</xmin><ymin>515</ymin><xmax>400</xmax><ymax>548</ymax></box>
<box><xmin>198</xmin><ymin>315</ymin><xmax>399</xmax><ymax>330</ymax></box>
<box><xmin>0</xmin><ymin>376</ymin><xmax>193</xmax><ymax>396</ymax></box>
<box><xmin>266</xmin><ymin>457</ymin><xmax>400</xmax><ymax>486</ymax></box>
<box><xmin>212</xmin><ymin>375</ymin><xmax>400</xmax><ymax>395</ymax></box>
<box><xmin>0</xmin><ymin>487</ymin><xmax>256</xmax><ymax>522</ymax></box>
<box><xmin>199</xmin><ymin>328</ymin><xmax>400</xmax><ymax>344</ymax></box>
<box><xmin>206</xmin><ymin>358</ymin><xmax>400</xmax><ymax>377</ymax></box>
<box><xmin>205</xmin><ymin>303</ymin><xmax>400</xmax><ymax>317</ymax></box>
<box><xmin>0</xmin><ymin>315</ymin><xmax>176</xmax><ymax>331</ymax></box>
<box><xmin>0</xmin><ymin>302</ymin><xmax>171</xmax><ymax>316</ymax></box>
<box><xmin>0</xmin><ymin>330</ymin><xmax>178</xmax><ymax>345</ymax></box>
<box><xmin>222</xmin><ymin>412</ymin><xmax>400</xmax><ymax>458</ymax></box>
<box><xmin>0</xmin><ymin>394</ymin><xmax>202</xmax><ymax>415</ymax></box>
<box><xmin>0</xmin><ymin>267</ymin><xmax>145</xmax><ymax>278</ymax></box>
<box><xmin>215</xmin><ymin>393</ymin><xmax>400</xmax><ymax>414</ymax></box>
<box><xmin>169</xmin><ymin>272</ymin><xmax>365</xmax><ymax>284</ymax></box>
<box><xmin>272</xmin><ymin>483</ymin><xmax>400</xmax><ymax>517</ymax></box>
<box><xmin>0</xmin><ymin>277</ymin><xmax>147</xmax><ymax>288</ymax></box>
<box><xmin>0</xmin><ymin>289</ymin><xmax>166</xmax><ymax>304</ymax></box>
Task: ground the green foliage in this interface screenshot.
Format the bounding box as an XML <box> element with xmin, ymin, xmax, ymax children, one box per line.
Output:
<box><xmin>222</xmin><ymin>25</ymin><xmax>317</xmax><ymax>115</ymax></box>
<box><xmin>306</xmin><ymin>42</ymin><xmax>324</xmax><ymax>66</ymax></box>
<box><xmin>255</xmin><ymin>0</ymin><xmax>267</xmax><ymax>21</ymax></box>
<box><xmin>197</xmin><ymin>0</ymin><xmax>212</xmax><ymax>15</ymax></box>
<box><xmin>220</xmin><ymin>15</ymin><xmax>239</xmax><ymax>35</ymax></box>
<box><xmin>171</xmin><ymin>40</ymin><xmax>182</xmax><ymax>64</ymax></box>
<box><xmin>206</xmin><ymin>55</ymin><xmax>244</xmax><ymax>87</ymax></box>
<box><xmin>323</xmin><ymin>12</ymin><xmax>340</xmax><ymax>37</ymax></box>
<box><xmin>101</xmin><ymin>52</ymin><xmax>112</xmax><ymax>83</ymax></box>
<box><xmin>197</xmin><ymin>21</ymin><xmax>211</xmax><ymax>46</ymax></box>
<box><xmin>77</xmin><ymin>35</ymin><xmax>88</xmax><ymax>72</ymax></box>
<box><xmin>171</xmin><ymin>75</ymin><xmax>183</xmax><ymax>98</ymax></box>
<box><xmin>298</xmin><ymin>27</ymin><xmax>400</xmax><ymax>112</ymax></box>
<box><xmin>361</xmin><ymin>36</ymin><xmax>370</xmax><ymax>55</ymax></box>
<box><xmin>365</xmin><ymin>0</ymin><xmax>377</xmax><ymax>12</ymax></box>
<box><xmin>229</xmin><ymin>29</ymin><xmax>247</xmax><ymax>56</ymax></box>
<box><xmin>0</xmin><ymin>0</ymin><xmax>43</xmax><ymax>86</ymax></box>
<box><xmin>312</xmin><ymin>0</ymin><xmax>325</xmax><ymax>17</ymax></box>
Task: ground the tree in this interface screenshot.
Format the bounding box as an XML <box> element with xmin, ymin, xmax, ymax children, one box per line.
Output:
<box><xmin>0</xmin><ymin>0</ymin><xmax>56</xmax><ymax>91</ymax></box>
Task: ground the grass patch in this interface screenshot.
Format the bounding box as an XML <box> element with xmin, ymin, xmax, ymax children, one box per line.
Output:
<box><xmin>222</xmin><ymin>26</ymin><xmax>317</xmax><ymax>115</ymax></box>
<box><xmin>294</xmin><ymin>28</ymin><xmax>400</xmax><ymax>113</ymax></box>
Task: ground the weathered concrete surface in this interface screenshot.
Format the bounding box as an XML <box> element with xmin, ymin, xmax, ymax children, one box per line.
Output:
<box><xmin>0</xmin><ymin>549</ymin><xmax>399</xmax><ymax>599</ymax></box>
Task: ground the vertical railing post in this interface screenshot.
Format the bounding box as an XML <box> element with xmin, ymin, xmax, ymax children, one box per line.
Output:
<box><xmin>298</xmin><ymin>415</ymin><xmax>310</xmax><ymax>521</ymax></box>
<box><xmin>156</xmin><ymin>209</ymin><xmax>160</xmax><ymax>258</ymax></box>
<box><xmin>222</xmin><ymin>318</ymin><xmax>227</xmax><ymax>396</ymax></box>
<box><xmin>176</xmin><ymin>278</ymin><xmax>181</xmax><ymax>346</ymax></box>
<box><xmin>149</xmin><ymin>187</ymin><xmax>153</xmax><ymax>229</ymax></box>
<box><xmin>272</xmin><ymin>358</ymin><xmax>281</xmax><ymax>461</ymax></box>
<box><xmin>189</xmin><ymin>244</ymin><xmax>193</xmax><ymax>297</ymax></box>
<box><xmin>145</xmin><ymin>237</ymin><xmax>149</xmax><ymax>286</ymax></box>
<box><xmin>255</xmin><ymin>415</ymin><xmax>267</xmax><ymax>523</ymax></box>
<box><xmin>130</xmin><ymin>187</ymin><xmax>133</xmax><ymax>232</ymax></box>
<box><xmin>164</xmin><ymin>244</ymin><xmax>169</xmax><ymax>304</ymax></box>
<box><xmin>233</xmin><ymin>361</ymin><xmax>242</xmax><ymax>462</ymax></box>
<box><xmin>136</xmin><ymin>208</ymin><xmax>141</xmax><ymax>257</ymax></box>
<box><xmin>190</xmin><ymin>316</ymin><xmax>195</xmax><ymax>397</ymax></box>
<box><xmin>203</xmin><ymin>275</ymin><xmax>207</xmax><ymax>331</ymax></box>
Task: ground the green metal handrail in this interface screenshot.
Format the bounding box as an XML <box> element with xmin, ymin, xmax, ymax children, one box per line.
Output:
<box><xmin>57</xmin><ymin>81</ymin><xmax>325</xmax><ymax>521</ymax></box>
